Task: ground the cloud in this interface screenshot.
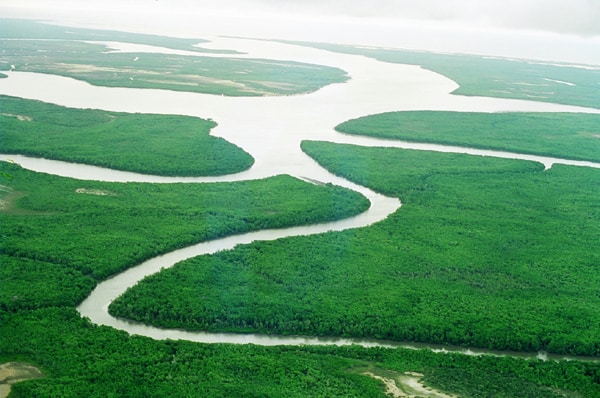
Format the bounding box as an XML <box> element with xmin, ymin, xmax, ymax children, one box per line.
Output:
<box><xmin>219</xmin><ymin>0</ymin><xmax>600</xmax><ymax>37</ymax></box>
<box><xmin>2</xmin><ymin>0</ymin><xmax>599</xmax><ymax>37</ymax></box>
<box><xmin>487</xmin><ymin>0</ymin><xmax>600</xmax><ymax>36</ymax></box>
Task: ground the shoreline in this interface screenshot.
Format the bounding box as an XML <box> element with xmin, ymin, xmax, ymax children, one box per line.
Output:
<box><xmin>2</xmin><ymin>35</ymin><xmax>598</xmax><ymax>363</ymax></box>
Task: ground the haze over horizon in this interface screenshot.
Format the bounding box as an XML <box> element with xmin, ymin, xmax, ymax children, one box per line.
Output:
<box><xmin>2</xmin><ymin>0</ymin><xmax>600</xmax><ymax>65</ymax></box>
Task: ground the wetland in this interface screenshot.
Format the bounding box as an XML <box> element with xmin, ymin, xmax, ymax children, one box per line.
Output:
<box><xmin>1</xmin><ymin>19</ymin><xmax>599</xmax><ymax>397</ymax></box>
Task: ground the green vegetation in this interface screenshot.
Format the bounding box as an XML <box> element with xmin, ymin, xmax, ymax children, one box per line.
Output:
<box><xmin>111</xmin><ymin>143</ymin><xmax>600</xmax><ymax>356</ymax></box>
<box><xmin>3</xmin><ymin>153</ymin><xmax>597</xmax><ymax>397</ymax></box>
<box><xmin>278</xmin><ymin>40</ymin><xmax>600</xmax><ymax>109</ymax></box>
<box><xmin>2</xmin><ymin>20</ymin><xmax>599</xmax><ymax>396</ymax></box>
<box><xmin>5</xmin><ymin>162</ymin><xmax>596</xmax><ymax>396</ymax></box>
<box><xmin>336</xmin><ymin>111</ymin><xmax>600</xmax><ymax>162</ymax></box>
<box><xmin>0</xmin><ymin>161</ymin><xmax>369</xmax><ymax>310</ymax></box>
<box><xmin>0</xmin><ymin>95</ymin><xmax>254</xmax><ymax>176</ymax></box>
<box><xmin>3</xmin><ymin>308</ymin><xmax>599</xmax><ymax>397</ymax></box>
<box><xmin>0</xmin><ymin>20</ymin><xmax>349</xmax><ymax>96</ymax></box>
<box><xmin>0</xmin><ymin>18</ymin><xmax>236</xmax><ymax>54</ymax></box>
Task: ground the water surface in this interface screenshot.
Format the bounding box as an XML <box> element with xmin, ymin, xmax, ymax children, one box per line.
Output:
<box><xmin>2</xmin><ymin>37</ymin><xmax>598</xmax><ymax>360</ymax></box>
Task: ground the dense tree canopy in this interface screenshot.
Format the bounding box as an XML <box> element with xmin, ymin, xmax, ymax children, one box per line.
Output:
<box><xmin>2</xmin><ymin>20</ymin><xmax>599</xmax><ymax>396</ymax></box>
<box><xmin>111</xmin><ymin>144</ymin><xmax>600</xmax><ymax>356</ymax></box>
<box><xmin>3</xmin><ymin>308</ymin><xmax>599</xmax><ymax>397</ymax></box>
<box><xmin>0</xmin><ymin>161</ymin><xmax>368</xmax><ymax>311</ymax></box>
<box><xmin>336</xmin><ymin>111</ymin><xmax>600</xmax><ymax>162</ymax></box>
<box><xmin>0</xmin><ymin>95</ymin><xmax>254</xmax><ymax>176</ymax></box>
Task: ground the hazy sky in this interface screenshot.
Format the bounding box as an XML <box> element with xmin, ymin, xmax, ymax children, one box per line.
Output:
<box><xmin>2</xmin><ymin>0</ymin><xmax>600</xmax><ymax>64</ymax></box>
<box><xmin>206</xmin><ymin>0</ymin><xmax>600</xmax><ymax>36</ymax></box>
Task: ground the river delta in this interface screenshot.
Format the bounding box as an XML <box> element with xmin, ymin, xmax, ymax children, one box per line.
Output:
<box><xmin>1</xmin><ymin>33</ymin><xmax>599</xmax><ymax>396</ymax></box>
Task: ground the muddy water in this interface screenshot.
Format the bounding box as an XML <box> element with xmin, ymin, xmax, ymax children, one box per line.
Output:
<box><xmin>1</xmin><ymin>37</ymin><xmax>599</xmax><ymax>360</ymax></box>
<box><xmin>1</xmin><ymin>37</ymin><xmax>597</xmax><ymax>181</ymax></box>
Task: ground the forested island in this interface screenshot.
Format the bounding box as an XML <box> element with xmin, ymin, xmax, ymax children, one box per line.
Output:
<box><xmin>1</xmin><ymin>95</ymin><xmax>254</xmax><ymax>176</ymax></box>
<box><xmin>0</xmin><ymin>19</ymin><xmax>349</xmax><ymax>96</ymax></box>
<box><xmin>336</xmin><ymin>111</ymin><xmax>600</xmax><ymax>162</ymax></box>
<box><xmin>280</xmin><ymin>40</ymin><xmax>600</xmax><ymax>109</ymax></box>
<box><xmin>1</xmin><ymin>18</ymin><xmax>599</xmax><ymax>397</ymax></box>
<box><xmin>110</xmin><ymin>144</ymin><xmax>600</xmax><ymax>356</ymax></box>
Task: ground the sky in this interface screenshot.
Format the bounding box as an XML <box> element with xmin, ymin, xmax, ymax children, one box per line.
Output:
<box><xmin>2</xmin><ymin>0</ymin><xmax>600</xmax><ymax>64</ymax></box>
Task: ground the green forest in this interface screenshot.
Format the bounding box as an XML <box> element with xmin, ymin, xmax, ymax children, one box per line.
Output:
<box><xmin>3</xmin><ymin>147</ymin><xmax>599</xmax><ymax>397</ymax></box>
<box><xmin>6</xmin><ymin>158</ymin><xmax>598</xmax><ymax>397</ymax></box>
<box><xmin>0</xmin><ymin>18</ymin><xmax>238</xmax><ymax>54</ymax></box>
<box><xmin>2</xmin><ymin>18</ymin><xmax>599</xmax><ymax>397</ymax></box>
<box><xmin>0</xmin><ymin>95</ymin><xmax>254</xmax><ymax>176</ymax></box>
<box><xmin>0</xmin><ymin>20</ymin><xmax>349</xmax><ymax>96</ymax></box>
<box><xmin>0</xmin><ymin>161</ymin><xmax>369</xmax><ymax>311</ymax></box>
<box><xmin>111</xmin><ymin>144</ymin><xmax>600</xmax><ymax>357</ymax></box>
<box><xmin>280</xmin><ymin>40</ymin><xmax>600</xmax><ymax>109</ymax></box>
<box><xmin>336</xmin><ymin>111</ymin><xmax>600</xmax><ymax>162</ymax></box>
<box><xmin>5</xmin><ymin>307</ymin><xmax>600</xmax><ymax>397</ymax></box>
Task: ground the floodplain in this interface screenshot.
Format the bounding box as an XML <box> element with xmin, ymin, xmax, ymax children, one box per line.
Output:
<box><xmin>1</xmin><ymin>18</ymin><xmax>599</xmax><ymax>397</ymax></box>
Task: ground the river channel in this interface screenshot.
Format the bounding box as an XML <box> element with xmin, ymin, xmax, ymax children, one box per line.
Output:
<box><xmin>1</xmin><ymin>37</ymin><xmax>599</xmax><ymax>361</ymax></box>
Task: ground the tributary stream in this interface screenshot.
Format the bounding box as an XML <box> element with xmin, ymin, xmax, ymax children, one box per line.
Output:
<box><xmin>1</xmin><ymin>37</ymin><xmax>599</xmax><ymax>362</ymax></box>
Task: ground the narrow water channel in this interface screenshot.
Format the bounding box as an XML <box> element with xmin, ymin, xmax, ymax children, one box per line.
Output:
<box><xmin>1</xmin><ymin>37</ymin><xmax>598</xmax><ymax>362</ymax></box>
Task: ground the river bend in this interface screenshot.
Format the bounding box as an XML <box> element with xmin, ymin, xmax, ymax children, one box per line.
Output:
<box><xmin>1</xmin><ymin>37</ymin><xmax>599</xmax><ymax>361</ymax></box>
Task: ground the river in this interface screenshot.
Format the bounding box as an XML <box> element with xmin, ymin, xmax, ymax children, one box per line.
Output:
<box><xmin>1</xmin><ymin>37</ymin><xmax>599</xmax><ymax>361</ymax></box>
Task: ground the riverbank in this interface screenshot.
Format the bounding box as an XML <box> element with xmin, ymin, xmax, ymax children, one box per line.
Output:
<box><xmin>0</xmin><ymin>362</ymin><xmax>44</xmax><ymax>398</ymax></box>
<box><xmin>2</xmin><ymin>32</ymin><xmax>599</xmax><ymax>396</ymax></box>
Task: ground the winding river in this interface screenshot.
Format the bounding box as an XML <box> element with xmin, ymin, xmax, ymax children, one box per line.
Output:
<box><xmin>1</xmin><ymin>37</ymin><xmax>599</xmax><ymax>361</ymax></box>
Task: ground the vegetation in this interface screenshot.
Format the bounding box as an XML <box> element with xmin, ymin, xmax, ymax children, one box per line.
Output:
<box><xmin>2</xmin><ymin>152</ymin><xmax>597</xmax><ymax>397</ymax></box>
<box><xmin>0</xmin><ymin>20</ymin><xmax>349</xmax><ymax>96</ymax></box>
<box><xmin>336</xmin><ymin>111</ymin><xmax>600</xmax><ymax>162</ymax></box>
<box><xmin>0</xmin><ymin>161</ymin><xmax>369</xmax><ymax>310</ymax></box>
<box><xmin>111</xmin><ymin>143</ymin><xmax>600</xmax><ymax>356</ymax></box>
<box><xmin>5</xmin><ymin>162</ymin><xmax>596</xmax><ymax>396</ymax></box>
<box><xmin>0</xmin><ymin>95</ymin><xmax>254</xmax><ymax>176</ymax></box>
<box><xmin>3</xmin><ymin>308</ymin><xmax>599</xmax><ymax>397</ymax></box>
<box><xmin>2</xmin><ymin>20</ymin><xmax>599</xmax><ymax>396</ymax></box>
<box><xmin>0</xmin><ymin>18</ymin><xmax>237</xmax><ymax>54</ymax></box>
<box><xmin>278</xmin><ymin>40</ymin><xmax>600</xmax><ymax>109</ymax></box>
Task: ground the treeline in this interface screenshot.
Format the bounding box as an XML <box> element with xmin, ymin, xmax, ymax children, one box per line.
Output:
<box><xmin>0</xmin><ymin>95</ymin><xmax>255</xmax><ymax>176</ymax></box>
<box><xmin>111</xmin><ymin>142</ymin><xmax>600</xmax><ymax>356</ymax></box>
<box><xmin>0</xmin><ymin>162</ymin><xmax>368</xmax><ymax>312</ymax></box>
<box><xmin>2</xmin><ymin>151</ymin><xmax>599</xmax><ymax>396</ymax></box>
<box><xmin>335</xmin><ymin>111</ymin><xmax>600</xmax><ymax>162</ymax></box>
<box><xmin>3</xmin><ymin>308</ymin><xmax>599</xmax><ymax>397</ymax></box>
<box><xmin>0</xmin><ymin>18</ymin><xmax>236</xmax><ymax>54</ymax></box>
<box><xmin>278</xmin><ymin>39</ymin><xmax>600</xmax><ymax>109</ymax></box>
<box><xmin>0</xmin><ymin>21</ymin><xmax>349</xmax><ymax>96</ymax></box>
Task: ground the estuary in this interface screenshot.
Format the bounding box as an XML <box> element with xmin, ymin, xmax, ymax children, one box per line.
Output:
<box><xmin>1</xmin><ymin>37</ymin><xmax>598</xmax><ymax>362</ymax></box>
